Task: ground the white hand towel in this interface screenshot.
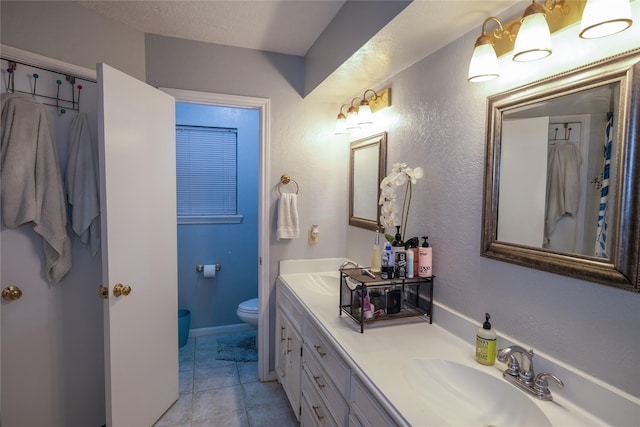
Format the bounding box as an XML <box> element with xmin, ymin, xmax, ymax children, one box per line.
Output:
<box><xmin>277</xmin><ymin>193</ymin><xmax>299</xmax><ymax>240</ymax></box>
<box><xmin>66</xmin><ymin>112</ymin><xmax>101</xmax><ymax>256</ymax></box>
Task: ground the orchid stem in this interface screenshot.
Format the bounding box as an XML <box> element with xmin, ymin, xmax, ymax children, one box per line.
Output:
<box><xmin>403</xmin><ymin>182</ymin><xmax>412</xmax><ymax>240</ymax></box>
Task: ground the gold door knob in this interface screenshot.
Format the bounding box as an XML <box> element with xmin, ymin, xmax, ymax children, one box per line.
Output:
<box><xmin>98</xmin><ymin>285</ymin><xmax>109</xmax><ymax>299</ymax></box>
<box><xmin>2</xmin><ymin>286</ymin><xmax>23</xmax><ymax>301</ymax></box>
<box><xmin>113</xmin><ymin>283</ymin><xmax>132</xmax><ymax>297</ymax></box>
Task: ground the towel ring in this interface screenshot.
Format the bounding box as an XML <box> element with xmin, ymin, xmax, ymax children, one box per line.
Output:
<box><xmin>277</xmin><ymin>174</ymin><xmax>299</xmax><ymax>195</ymax></box>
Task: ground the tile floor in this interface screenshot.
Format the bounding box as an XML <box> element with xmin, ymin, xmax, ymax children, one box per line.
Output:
<box><xmin>154</xmin><ymin>331</ymin><xmax>299</xmax><ymax>427</ymax></box>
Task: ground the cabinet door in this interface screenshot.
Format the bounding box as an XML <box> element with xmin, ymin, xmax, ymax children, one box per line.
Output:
<box><xmin>275</xmin><ymin>307</ymin><xmax>287</xmax><ymax>382</ymax></box>
<box><xmin>276</xmin><ymin>306</ymin><xmax>302</xmax><ymax>421</ymax></box>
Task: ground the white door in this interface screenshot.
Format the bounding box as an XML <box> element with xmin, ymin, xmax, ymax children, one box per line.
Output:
<box><xmin>498</xmin><ymin>117</ymin><xmax>549</xmax><ymax>247</ymax></box>
<box><xmin>98</xmin><ymin>63</ymin><xmax>178</xmax><ymax>426</ymax></box>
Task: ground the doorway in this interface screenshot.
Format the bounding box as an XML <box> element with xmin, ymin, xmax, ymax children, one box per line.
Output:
<box><xmin>162</xmin><ymin>88</ymin><xmax>271</xmax><ymax>382</ymax></box>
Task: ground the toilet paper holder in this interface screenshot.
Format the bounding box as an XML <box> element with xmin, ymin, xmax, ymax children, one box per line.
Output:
<box><xmin>196</xmin><ymin>264</ymin><xmax>222</xmax><ymax>273</ymax></box>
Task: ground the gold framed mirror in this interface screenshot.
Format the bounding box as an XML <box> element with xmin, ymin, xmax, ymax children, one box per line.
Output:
<box><xmin>349</xmin><ymin>132</ymin><xmax>387</xmax><ymax>231</ymax></box>
<box><xmin>481</xmin><ymin>50</ymin><xmax>640</xmax><ymax>292</ymax></box>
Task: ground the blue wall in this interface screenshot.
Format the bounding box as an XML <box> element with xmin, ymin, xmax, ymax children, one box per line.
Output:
<box><xmin>176</xmin><ymin>102</ymin><xmax>259</xmax><ymax>329</ymax></box>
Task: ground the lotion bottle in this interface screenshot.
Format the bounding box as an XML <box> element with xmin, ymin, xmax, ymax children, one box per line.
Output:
<box><xmin>475</xmin><ymin>313</ymin><xmax>497</xmax><ymax>365</ymax></box>
<box><xmin>406</xmin><ymin>247</ymin><xmax>414</xmax><ymax>278</ymax></box>
<box><xmin>418</xmin><ymin>236</ymin><xmax>432</xmax><ymax>278</ymax></box>
<box><xmin>370</xmin><ymin>230</ymin><xmax>381</xmax><ymax>273</ymax></box>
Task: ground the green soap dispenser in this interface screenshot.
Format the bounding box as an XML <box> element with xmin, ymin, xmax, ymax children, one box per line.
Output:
<box><xmin>475</xmin><ymin>313</ymin><xmax>497</xmax><ymax>365</ymax></box>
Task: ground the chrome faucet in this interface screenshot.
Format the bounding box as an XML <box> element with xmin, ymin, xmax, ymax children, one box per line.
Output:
<box><xmin>339</xmin><ymin>260</ymin><xmax>358</xmax><ymax>269</ymax></box>
<box><xmin>497</xmin><ymin>345</ymin><xmax>535</xmax><ymax>385</ymax></box>
<box><xmin>497</xmin><ymin>346</ymin><xmax>564</xmax><ymax>401</ymax></box>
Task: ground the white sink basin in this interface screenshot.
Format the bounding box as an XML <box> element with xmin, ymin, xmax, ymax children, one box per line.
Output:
<box><xmin>403</xmin><ymin>358</ymin><xmax>552</xmax><ymax>427</ymax></box>
<box><xmin>300</xmin><ymin>273</ymin><xmax>339</xmax><ymax>296</ymax></box>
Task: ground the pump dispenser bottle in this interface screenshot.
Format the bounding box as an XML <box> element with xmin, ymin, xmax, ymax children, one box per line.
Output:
<box><xmin>370</xmin><ymin>230</ymin><xmax>381</xmax><ymax>273</ymax></box>
<box><xmin>475</xmin><ymin>313</ymin><xmax>497</xmax><ymax>365</ymax></box>
<box><xmin>418</xmin><ymin>236</ymin><xmax>432</xmax><ymax>278</ymax></box>
<box><xmin>391</xmin><ymin>226</ymin><xmax>406</xmax><ymax>278</ymax></box>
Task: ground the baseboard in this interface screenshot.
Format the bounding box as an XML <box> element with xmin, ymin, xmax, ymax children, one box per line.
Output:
<box><xmin>189</xmin><ymin>323</ymin><xmax>254</xmax><ymax>338</ymax></box>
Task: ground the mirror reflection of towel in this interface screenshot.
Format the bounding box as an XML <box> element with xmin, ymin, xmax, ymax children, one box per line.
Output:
<box><xmin>545</xmin><ymin>142</ymin><xmax>581</xmax><ymax>240</ymax></box>
<box><xmin>277</xmin><ymin>193</ymin><xmax>299</xmax><ymax>240</ymax></box>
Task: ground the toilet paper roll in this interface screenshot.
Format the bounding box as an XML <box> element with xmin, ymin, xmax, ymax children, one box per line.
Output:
<box><xmin>203</xmin><ymin>265</ymin><xmax>217</xmax><ymax>278</ymax></box>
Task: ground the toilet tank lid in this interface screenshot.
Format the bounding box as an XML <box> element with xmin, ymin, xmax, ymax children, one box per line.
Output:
<box><xmin>239</xmin><ymin>298</ymin><xmax>259</xmax><ymax>311</ymax></box>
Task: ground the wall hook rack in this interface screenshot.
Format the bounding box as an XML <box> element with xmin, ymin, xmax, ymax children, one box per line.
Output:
<box><xmin>2</xmin><ymin>58</ymin><xmax>86</xmax><ymax>115</ymax></box>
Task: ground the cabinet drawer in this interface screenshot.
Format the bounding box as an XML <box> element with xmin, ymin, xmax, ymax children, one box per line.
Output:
<box><xmin>350</xmin><ymin>375</ymin><xmax>397</xmax><ymax>427</ymax></box>
<box><xmin>303</xmin><ymin>353</ymin><xmax>348</xmax><ymax>426</ymax></box>
<box><xmin>304</xmin><ymin>320</ymin><xmax>350</xmax><ymax>396</ymax></box>
<box><xmin>301</xmin><ymin>370</ymin><xmax>338</xmax><ymax>427</ymax></box>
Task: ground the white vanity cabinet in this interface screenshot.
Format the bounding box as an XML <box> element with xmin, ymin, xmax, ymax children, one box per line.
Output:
<box><xmin>275</xmin><ymin>284</ymin><xmax>304</xmax><ymax>421</ymax></box>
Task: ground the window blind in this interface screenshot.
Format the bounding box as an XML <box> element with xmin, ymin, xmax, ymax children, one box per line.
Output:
<box><xmin>176</xmin><ymin>125</ymin><xmax>237</xmax><ymax>217</ymax></box>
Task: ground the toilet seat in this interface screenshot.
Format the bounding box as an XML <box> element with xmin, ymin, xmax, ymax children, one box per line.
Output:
<box><xmin>237</xmin><ymin>298</ymin><xmax>259</xmax><ymax>326</ymax></box>
<box><xmin>237</xmin><ymin>298</ymin><xmax>259</xmax><ymax>315</ymax></box>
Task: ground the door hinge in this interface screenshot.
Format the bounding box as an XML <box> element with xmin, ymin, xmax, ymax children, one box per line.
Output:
<box><xmin>259</xmin><ymin>256</ymin><xmax>262</xmax><ymax>266</ymax></box>
<box><xmin>300</xmin><ymin>346</ymin><xmax>303</xmax><ymax>357</ymax></box>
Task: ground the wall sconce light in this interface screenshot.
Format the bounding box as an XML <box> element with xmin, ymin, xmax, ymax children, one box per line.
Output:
<box><xmin>334</xmin><ymin>104</ymin><xmax>349</xmax><ymax>134</ymax></box>
<box><xmin>356</xmin><ymin>89</ymin><xmax>381</xmax><ymax>125</ymax></box>
<box><xmin>468</xmin><ymin>0</ymin><xmax>634</xmax><ymax>83</ymax></box>
<box><xmin>513</xmin><ymin>0</ymin><xmax>553</xmax><ymax>62</ymax></box>
<box><xmin>579</xmin><ymin>0</ymin><xmax>633</xmax><ymax>39</ymax></box>
<box><xmin>468</xmin><ymin>17</ymin><xmax>505</xmax><ymax>82</ymax></box>
<box><xmin>334</xmin><ymin>88</ymin><xmax>391</xmax><ymax>134</ymax></box>
<box><xmin>346</xmin><ymin>97</ymin><xmax>362</xmax><ymax>131</ymax></box>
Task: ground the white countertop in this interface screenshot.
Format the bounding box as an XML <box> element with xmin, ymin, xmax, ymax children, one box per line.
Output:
<box><xmin>278</xmin><ymin>262</ymin><xmax>616</xmax><ymax>426</ymax></box>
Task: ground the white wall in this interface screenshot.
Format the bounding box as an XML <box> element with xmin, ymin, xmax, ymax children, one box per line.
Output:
<box><xmin>1</xmin><ymin>1</ymin><xmax>146</xmax><ymax>81</ymax></box>
<box><xmin>346</xmin><ymin>8</ymin><xmax>640</xmax><ymax>398</ymax></box>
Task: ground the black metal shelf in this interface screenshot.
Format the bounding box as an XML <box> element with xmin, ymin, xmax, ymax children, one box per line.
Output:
<box><xmin>339</xmin><ymin>268</ymin><xmax>434</xmax><ymax>333</ymax></box>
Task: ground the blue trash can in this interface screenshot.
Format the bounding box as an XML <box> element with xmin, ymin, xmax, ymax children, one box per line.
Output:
<box><xmin>178</xmin><ymin>309</ymin><xmax>191</xmax><ymax>348</ymax></box>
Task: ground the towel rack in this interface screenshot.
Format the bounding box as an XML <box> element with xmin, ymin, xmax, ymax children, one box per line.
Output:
<box><xmin>277</xmin><ymin>174</ymin><xmax>299</xmax><ymax>195</ymax></box>
<box><xmin>2</xmin><ymin>58</ymin><xmax>88</xmax><ymax>115</ymax></box>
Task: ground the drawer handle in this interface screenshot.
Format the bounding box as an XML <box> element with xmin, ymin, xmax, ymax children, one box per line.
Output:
<box><xmin>280</xmin><ymin>326</ymin><xmax>286</xmax><ymax>342</ymax></box>
<box><xmin>313</xmin><ymin>375</ymin><xmax>325</xmax><ymax>389</ymax></box>
<box><xmin>314</xmin><ymin>345</ymin><xmax>326</xmax><ymax>357</ymax></box>
<box><xmin>286</xmin><ymin>337</ymin><xmax>292</xmax><ymax>354</ymax></box>
<box><xmin>312</xmin><ymin>405</ymin><xmax>325</xmax><ymax>421</ymax></box>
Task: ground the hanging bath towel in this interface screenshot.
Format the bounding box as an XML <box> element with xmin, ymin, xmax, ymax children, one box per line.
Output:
<box><xmin>277</xmin><ymin>193</ymin><xmax>300</xmax><ymax>239</ymax></box>
<box><xmin>66</xmin><ymin>112</ymin><xmax>101</xmax><ymax>256</ymax></box>
<box><xmin>1</xmin><ymin>93</ymin><xmax>72</xmax><ymax>284</ymax></box>
<box><xmin>544</xmin><ymin>141</ymin><xmax>581</xmax><ymax>241</ymax></box>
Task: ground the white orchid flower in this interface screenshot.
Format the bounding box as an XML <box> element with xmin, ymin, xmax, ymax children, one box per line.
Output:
<box><xmin>378</xmin><ymin>163</ymin><xmax>423</xmax><ymax>238</ymax></box>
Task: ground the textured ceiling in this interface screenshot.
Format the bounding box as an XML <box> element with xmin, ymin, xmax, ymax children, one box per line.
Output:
<box><xmin>74</xmin><ymin>0</ymin><xmax>522</xmax><ymax>99</ymax></box>
<box><xmin>76</xmin><ymin>0</ymin><xmax>346</xmax><ymax>56</ymax></box>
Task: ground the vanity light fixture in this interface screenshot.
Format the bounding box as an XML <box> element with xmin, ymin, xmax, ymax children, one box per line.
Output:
<box><xmin>468</xmin><ymin>17</ymin><xmax>505</xmax><ymax>82</ymax></box>
<box><xmin>334</xmin><ymin>88</ymin><xmax>391</xmax><ymax>134</ymax></box>
<box><xmin>513</xmin><ymin>1</ymin><xmax>553</xmax><ymax>62</ymax></box>
<box><xmin>468</xmin><ymin>0</ymin><xmax>634</xmax><ymax>83</ymax></box>
<box><xmin>579</xmin><ymin>0</ymin><xmax>633</xmax><ymax>39</ymax></box>
<box><xmin>334</xmin><ymin>104</ymin><xmax>349</xmax><ymax>134</ymax></box>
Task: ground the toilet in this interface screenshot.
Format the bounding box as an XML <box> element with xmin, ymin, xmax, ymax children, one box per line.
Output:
<box><xmin>237</xmin><ymin>298</ymin><xmax>259</xmax><ymax>327</ymax></box>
